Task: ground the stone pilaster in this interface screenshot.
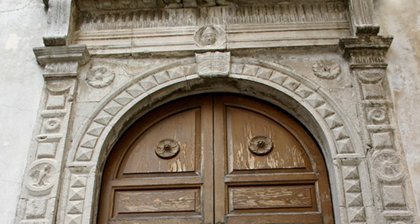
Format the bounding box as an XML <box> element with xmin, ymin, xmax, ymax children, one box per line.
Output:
<box><xmin>340</xmin><ymin>26</ymin><xmax>415</xmax><ymax>224</ymax></box>
<box><xmin>348</xmin><ymin>0</ymin><xmax>375</xmax><ymax>34</ymax></box>
<box><xmin>43</xmin><ymin>0</ymin><xmax>73</xmax><ymax>46</ymax></box>
<box><xmin>16</xmin><ymin>45</ymin><xmax>89</xmax><ymax>224</ymax></box>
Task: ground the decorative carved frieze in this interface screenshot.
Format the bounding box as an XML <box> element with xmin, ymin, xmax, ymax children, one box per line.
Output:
<box><xmin>77</xmin><ymin>2</ymin><xmax>348</xmax><ymax>30</ymax></box>
<box><xmin>73</xmin><ymin>1</ymin><xmax>350</xmax><ymax>54</ymax></box>
<box><xmin>340</xmin><ymin>26</ymin><xmax>415</xmax><ymax>223</ymax></box>
<box><xmin>76</xmin><ymin>0</ymin><xmax>233</xmax><ymax>11</ymax></box>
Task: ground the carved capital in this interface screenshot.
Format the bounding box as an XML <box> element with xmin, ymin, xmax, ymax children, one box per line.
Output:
<box><xmin>34</xmin><ymin>45</ymin><xmax>90</xmax><ymax>67</ymax></box>
<box><xmin>340</xmin><ymin>26</ymin><xmax>393</xmax><ymax>68</ymax></box>
<box><xmin>34</xmin><ymin>45</ymin><xmax>90</xmax><ymax>79</ymax></box>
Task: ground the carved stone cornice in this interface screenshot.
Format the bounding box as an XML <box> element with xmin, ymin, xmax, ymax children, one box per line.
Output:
<box><xmin>340</xmin><ymin>26</ymin><xmax>393</xmax><ymax>68</ymax></box>
<box><xmin>33</xmin><ymin>45</ymin><xmax>90</xmax><ymax>68</ymax></box>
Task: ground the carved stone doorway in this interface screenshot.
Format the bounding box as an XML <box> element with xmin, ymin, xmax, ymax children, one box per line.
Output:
<box><xmin>98</xmin><ymin>94</ymin><xmax>334</xmax><ymax>224</ymax></box>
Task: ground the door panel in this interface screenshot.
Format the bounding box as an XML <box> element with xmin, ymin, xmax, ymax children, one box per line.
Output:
<box><xmin>214</xmin><ymin>95</ymin><xmax>333</xmax><ymax>224</ymax></box>
<box><xmin>121</xmin><ymin>109</ymin><xmax>200</xmax><ymax>175</ymax></box>
<box><xmin>228</xmin><ymin>184</ymin><xmax>316</xmax><ymax>211</ymax></box>
<box><xmin>98</xmin><ymin>94</ymin><xmax>333</xmax><ymax>224</ymax></box>
<box><xmin>226</xmin><ymin>106</ymin><xmax>310</xmax><ymax>172</ymax></box>
<box><xmin>99</xmin><ymin>95</ymin><xmax>214</xmax><ymax>224</ymax></box>
<box><xmin>113</xmin><ymin>188</ymin><xmax>201</xmax><ymax>215</ymax></box>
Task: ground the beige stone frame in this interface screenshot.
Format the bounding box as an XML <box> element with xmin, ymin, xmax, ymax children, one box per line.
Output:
<box><xmin>16</xmin><ymin>1</ymin><xmax>418</xmax><ymax>224</ymax></box>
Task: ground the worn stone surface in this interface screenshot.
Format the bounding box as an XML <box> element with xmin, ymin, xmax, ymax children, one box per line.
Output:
<box><xmin>375</xmin><ymin>0</ymin><xmax>420</xmax><ymax>216</ymax></box>
<box><xmin>0</xmin><ymin>1</ymin><xmax>420</xmax><ymax>224</ymax></box>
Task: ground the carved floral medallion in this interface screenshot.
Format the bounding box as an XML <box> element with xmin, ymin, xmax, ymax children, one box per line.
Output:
<box><xmin>373</xmin><ymin>150</ymin><xmax>404</xmax><ymax>182</ymax></box>
<box><xmin>312</xmin><ymin>60</ymin><xmax>341</xmax><ymax>80</ymax></box>
<box><xmin>86</xmin><ymin>66</ymin><xmax>115</xmax><ymax>88</ymax></box>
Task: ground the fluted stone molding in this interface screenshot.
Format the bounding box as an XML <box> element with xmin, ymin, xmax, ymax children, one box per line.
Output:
<box><xmin>16</xmin><ymin>45</ymin><xmax>89</xmax><ymax>224</ymax></box>
<box><xmin>348</xmin><ymin>0</ymin><xmax>375</xmax><ymax>33</ymax></box>
<box><xmin>340</xmin><ymin>26</ymin><xmax>417</xmax><ymax>224</ymax></box>
<box><xmin>43</xmin><ymin>0</ymin><xmax>73</xmax><ymax>46</ymax></box>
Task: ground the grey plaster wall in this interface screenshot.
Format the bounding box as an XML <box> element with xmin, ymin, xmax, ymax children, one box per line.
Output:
<box><xmin>375</xmin><ymin>0</ymin><xmax>420</xmax><ymax>216</ymax></box>
<box><xmin>0</xmin><ymin>0</ymin><xmax>46</xmax><ymax>223</ymax></box>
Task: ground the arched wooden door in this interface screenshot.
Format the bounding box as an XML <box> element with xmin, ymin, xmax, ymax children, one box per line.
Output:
<box><xmin>98</xmin><ymin>94</ymin><xmax>333</xmax><ymax>224</ymax></box>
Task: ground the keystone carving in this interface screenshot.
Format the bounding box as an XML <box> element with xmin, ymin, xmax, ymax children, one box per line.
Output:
<box><xmin>196</xmin><ymin>51</ymin><xmax>230</xmax><ymax>77</ymax></box>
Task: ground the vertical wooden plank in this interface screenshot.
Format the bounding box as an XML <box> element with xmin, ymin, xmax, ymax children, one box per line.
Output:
<box><xmin>201</xmin><ymin>95</ymin><xmax>214</xmax><ymax>224</ymax></box>
<box><xmin>213</xmin><ymin>95</ymin><xmax>227</xmax><ymax>224</ymax></box>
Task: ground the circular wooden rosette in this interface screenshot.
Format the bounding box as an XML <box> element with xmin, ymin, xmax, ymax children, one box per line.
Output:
<box><xmin>155</xmin><ymin>139</ymin><xmax>180</xmax><ymax>159</ymax></box>
<box><xmin>248</xmin><ymin>136</ymin><xmax>273</xmax><ymax>156</ymax></box>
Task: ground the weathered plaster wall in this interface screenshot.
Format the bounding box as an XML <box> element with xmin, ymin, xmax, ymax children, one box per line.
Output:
<box><xmin>0</xmin><ymin>1</ymin><xmax>46</xmax><ymax>223</ymax></box>
<box><xmin>375</xmin><ymin>0</ymin><xmax>420</xmax><ymax>216</ymax></box>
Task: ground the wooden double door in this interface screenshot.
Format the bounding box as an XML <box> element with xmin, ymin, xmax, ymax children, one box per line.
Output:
<box><xmin>98</xmin><ymin>94</ymin><xmax>333</xmax><ymax>224</ymax></box>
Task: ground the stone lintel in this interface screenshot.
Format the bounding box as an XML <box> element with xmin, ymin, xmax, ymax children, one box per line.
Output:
<box><xmin>33</xmin><ymin>45</ymin><xmax>90</xmax><ymax>67</ymax></box>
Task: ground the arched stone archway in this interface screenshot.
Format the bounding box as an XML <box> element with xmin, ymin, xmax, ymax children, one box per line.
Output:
<box><xmin>58</xmin><ymin>55</ymin><xmax>371</xmax><ymax>224</ymax></box>
<box><xmin>15</xmin><ymin>1</ymin><xmax>417</xmax><ymax>223</ymax></box>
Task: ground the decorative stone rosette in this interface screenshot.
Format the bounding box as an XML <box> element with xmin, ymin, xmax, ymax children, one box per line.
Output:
<box><xmin>86</xmin><ymin>66</ymin><xmax>115</xmax><ymax>88</ymax></box>
<box><xmin>312</xmin><ymin>60</ymin><xmax>341</xmax><ymax>80</ymax></box>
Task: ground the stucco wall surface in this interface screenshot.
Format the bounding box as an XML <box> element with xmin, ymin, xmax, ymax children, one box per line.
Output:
<box><xmin>0</xmin><ymin>0</ymin><xmax>45</xmax><ymax>223</ymax></box>
<box><xmin>375</xmin><ymin>0</ymin><xmax>420</xmax><ymax>216</ymax></box>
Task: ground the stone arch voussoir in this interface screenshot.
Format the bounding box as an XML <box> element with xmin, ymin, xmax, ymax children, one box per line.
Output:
<box><xmin>61</xmin><ymin>57</ymin><xmax>371</xmax><ymax>224</ymax></box>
